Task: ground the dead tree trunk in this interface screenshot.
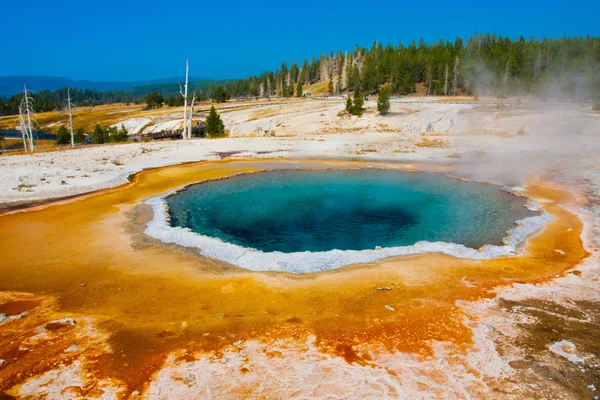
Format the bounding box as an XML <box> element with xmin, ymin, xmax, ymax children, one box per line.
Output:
<box><xmin>18</xmin><ymin>99</ymin><xmax>28</xmax><ymax>152</ymax></box>
<box><xmin>444</xmin><ymin>65</ymin><xmax>449</xmax><ymax>96</ymax></box>
<box><xmin>453</xmin><ymin>56</ymin><xmax>460</xmax><ymax>96</ymax></box>
<box><xmin>179</xmin><ymin>59</ymin><xmax>189</xmax><ymax>139</ymax></box>
<box><xmin>187</xmin><ymin>91</ymin><xmax>197</xmax><ymax>138</ymax></box>
<box><xmin>68</xmin><ymin>88</ymin><xmax>75</xmax><ymax>147</ymax></box>
<box><xmin>19</xmin><ymin>86</ymin><xmax>35</xmax><ymax>152</ymax></box>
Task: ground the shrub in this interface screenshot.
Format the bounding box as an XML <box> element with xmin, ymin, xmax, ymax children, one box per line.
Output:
<box><xmin>56</xmin><ymin>126</ymin><xmax>70</xmax><ymax>145</ymax></box>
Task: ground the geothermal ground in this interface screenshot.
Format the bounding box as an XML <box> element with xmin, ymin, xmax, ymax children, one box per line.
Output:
<box><xmin>0</xmin><ymin>97</ymin><xmax>599</xmax><ymax>399</ymax></box>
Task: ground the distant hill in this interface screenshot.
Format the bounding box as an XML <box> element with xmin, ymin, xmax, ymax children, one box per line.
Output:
<box><xmin>121</xmin><ymin>80</ymin><xmax>228</xmax><ymax>97</ymax></box>
<box><xmin>0</xmin><ymin>76</ymin><xmax>212</xmax><ymax>97</ymax></box>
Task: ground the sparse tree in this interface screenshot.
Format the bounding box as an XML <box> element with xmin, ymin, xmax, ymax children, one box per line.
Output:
<box><xmin>116</xmin><ymin>124</ymin><xmax>129</xmax><ymax>141</ymax></box>
<box><xmin>346</xmin><ymin>96</ymin><xmax>353</xmax><ymax>113</ymax></box>
<box><xmin>349</xmin><ymin>86</ymin><xmax>364</xmax><ymax>116</ymax></box>
<box><xmin>205</xmin><ymin>105</ymin><xmax>226</xmax><ymax>138</ymax></box>
<box><xmin>92</xmin><ymin>124</ymin><xmax>105</xmax><ymax>144</ymax></box>
<box><xmin>74</xmin><ymin>127</ymin><xmax>85</xmax><ymax>143</ymax></box>
<box><xmin>145</xmin><ymin>91</ymin><xmax>164</xmax><ymax>109</ymax></box>
<box><xmin>212</xmin><ymin>85</ymin><xmax>229</xmax><ymax>103</ymax></box>
<box><xmin>377</xmin><ymin>86</ymin><xmax>391</xmax><ymax>115</ymax></box>
<box><xmin>56</xmin><ymin>126</ymin><xmax>70</xmax><ymax>145</ymax></box>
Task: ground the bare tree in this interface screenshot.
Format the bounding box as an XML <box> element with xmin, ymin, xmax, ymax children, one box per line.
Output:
<box><xmin>341</xmin><ymin>53</ymin><xmax>350</xmax><ymax>90</ymax></box>
<box><xmin>319</xmin><ymin>54</ymin><xmax>329</xmax><ymax>82</ymax></box>
<box><xmin>68</xmin><ymin>88</ymin><xmax>75</xmax><ymax>147</ymax></box>
<box><xmin>452</xmin><ymin>56</ymin><xmax>460</xmax><ymax>96</ymax></box>
<box><xmin>187</xmin><ymin>91</ymin><xmax>197</xmax><ymax>139</ymax></box>
<box><xmin>444</xmin><ymin>64</ymin><xmax>449</xmax><ymax>96</ymax></box>
<box><xmin>179</xmin><ymin>58</ymin><xmax>190</xmax><ymax>139</ymax></box>
<box><xmin>18</xmin><ymin>100</ymin><xmax>28</xmax><ymax>151</ymax></box>
<box><xmin>19</xmin><ymin>86</ymin><xmax>36</xmax><ymax>152</ymax></box>
<box><xmin>427</xmin><ymin>65</ymin><xmax>433</xmax><ymax>96</ymax></box>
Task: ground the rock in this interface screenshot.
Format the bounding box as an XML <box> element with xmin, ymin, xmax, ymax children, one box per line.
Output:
<box><xmin>385</xmin><ymin>305</ymin><xmax>395</xmax><ymax>311</ymax></box>
<box><xmin>233</xmin><ymin>340</ymin><xmax>244</xmax><ymax>348</ymax></box>
<box><xmin>217</xmin><ymin>313</ymin><xmax>224</xmax><ymax>319</ymax></box>
<box><xmin>376</xmin><ymin>287</ymin><xmax>392</xmax><ymax>291</ymax></box>
<box><xmin>0</xmin><ymin>359</ymin><xmax>5</xmax><ymax>366</ymax></box>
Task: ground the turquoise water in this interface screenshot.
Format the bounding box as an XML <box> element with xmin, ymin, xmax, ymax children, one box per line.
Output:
<box><xmin>166</xmin><ymin>169</ymin><xmax>535</xmax><ymax>253</ymax></box>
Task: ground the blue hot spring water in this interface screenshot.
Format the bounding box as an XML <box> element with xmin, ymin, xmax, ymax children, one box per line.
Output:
<box><xmin>166</xmin><ymin>169</ymin><xmax>536</xmax><ymax>253</ymax></box>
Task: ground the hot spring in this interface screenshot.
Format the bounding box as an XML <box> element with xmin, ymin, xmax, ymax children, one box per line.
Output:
<box><xmin>150</xmin><ymin>169</ymin><xmax>543</xmax><ymax>273</ymax></box>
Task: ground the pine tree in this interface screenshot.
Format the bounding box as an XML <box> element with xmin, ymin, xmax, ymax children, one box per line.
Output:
<box><xmin>56</xmin><ymin>125</ymin><xmax>70</xmax><ymax>145</ymax></box>
<box><xmin>212</xmin><ymin>86</ymin><xmax>229</xmax><ymax>103</ymax></box>
<box><xmin>296</xmin><ymin>80</ymin><xmax>303</xmax><ymax>97</ymax></box>
<box><xmin>146</xmin><ymin>91</ymin><xmax>164</xmax><ymax>109</ymax></box>
<box><xmin>377</xmin><ymin>86</ymin><xmax>391</xmax><ymax>115</ymax></box>
<box><xmin>351</xmin><ymin>87</ymin><xmax>364</xmax><ymax>115</ymax></box>
<box><xmin>116</xmin><ymin>124</ymin><xmax>129</xmax><ymax>142</ymax></box>
<box><xmin>92</xmin><ymin>124</ymin><xmax>105</xmax><ymax>144</ymax></box>
<box><xmin>328</xmin><ymin>78</ymin><xmax>334</xmax><ymax>95</ymax></box>
<box><xmin>205</xmin><ymin>105</ymin><xmax>226</xmax><ymax>138</ymax></box>
<box><xmin>346</xmin><ymin>97</ymin><xmax>353</xmax><ymax>113</ymax></box>
<box><xmin>74</xmin><ymin>127</ymin><xmax>85</xmax><ymax>143</ymax></box>
<box><xmin>402</xmin><ymin>73</ymin><xmax>414</xmax><ymax>95</ymax></box>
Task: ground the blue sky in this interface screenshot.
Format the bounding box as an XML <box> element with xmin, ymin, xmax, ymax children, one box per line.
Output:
<box><xmin>2</xmin><ymin>0</ymin><xmax>599</xmax><ymax>81</ymax></box>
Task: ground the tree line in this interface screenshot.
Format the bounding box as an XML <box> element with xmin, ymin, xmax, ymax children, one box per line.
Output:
<box><xmin>0</xmin><ymin>83</ymin><xmax>233</xmax><ymax>116</ymax></box>
<box><xmin>1</xmin><ymin>34</ymin><xmax>598</xmax><ymax>118</ymax></box>
<box><xmin>219</xmin><ymin>34</ymin><xmax>600</xmax><ymax>101</ymax></box>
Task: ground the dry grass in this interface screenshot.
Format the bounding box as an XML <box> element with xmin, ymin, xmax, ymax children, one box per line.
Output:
<box><xmin>0</xmin><ymin>103</ymin><xmax>184</xmax><ymax>132</ymax></box>
<box><xmin>0</xmin><ymin>100</ymin><xmax>283</xmax><ymax>133</ymax></box>
<box><xmin>438</xmin><ymin>96</ymin><xmax>476</xmax><ymax>103</ymax></box>
<box><xmin>416</xmin><ymin>137</ymin><xmax>447</xmax><ymax>148</ymax></box>
<box><xmin>0</xmin><ymin>140</ymin><xmax>132</xmax><ymax>157</ymax></box>
<box><xmin>246</xmin><ymin>107</ymin><xmax>284</xmax><ymax>122</ymax></box>
<box><xmin>322</xmin><ymin>126</ymin><xmax>365</xmax><ymax>134</ymax></box>
<box><xmin>377</xmin><ymin>124</ymin><xmax>397</xmax><ymax>133</ymax></box>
